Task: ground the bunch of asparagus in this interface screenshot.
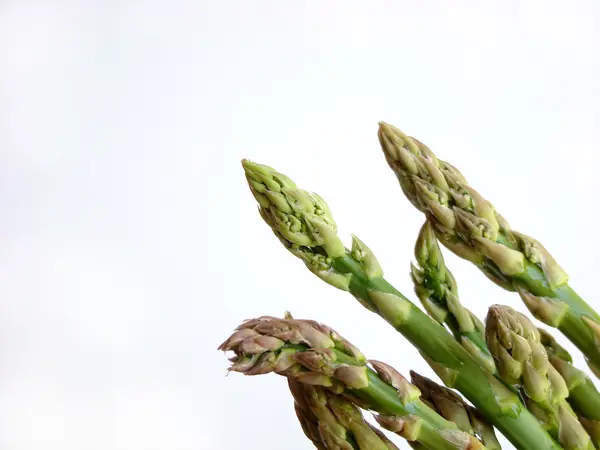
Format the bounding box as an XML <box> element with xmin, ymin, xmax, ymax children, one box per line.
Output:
<box><xmin>218</xmin><ymin>122</ymin><xmax>600</xmax><ymax>449</ymax></box>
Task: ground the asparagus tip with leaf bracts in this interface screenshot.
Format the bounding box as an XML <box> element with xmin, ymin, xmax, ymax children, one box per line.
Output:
<box><xmin>539</xmin><ymin>328</ymin><xmax>600</xmax><ymax>447</ymax></box>
<box><xmin>377</xmin><ymin>121</ymin><xmax>600</xmax><ymax>377</ymax></box>
<box><xmin>485</xmin><ymin>305</ymin><xmax>593</xmax><ymax>450</ymax></box>
<box><xmin>288</xmin><ymin>379</ymin><xmax>400</xmax><ymax>450</ymax></box>
<box><xmin>220</xmin><ymin>314</ymin><xmax>487</xmax><ymax>450</ymax></box>
<box><xmin>411</xmin><ymin>221</ymin><xmax>495</xmax><ymax>373</ymax></box>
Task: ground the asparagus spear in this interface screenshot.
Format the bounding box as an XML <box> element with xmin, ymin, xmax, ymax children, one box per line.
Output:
<box><xmin>288</xmin><ymin>379</ymin><xmax>400</xmax><ymax>449</ymax></box>
<box><xmin>485</xmin><ymin>305</ymin><xmax>593</xmax><ymax>449</ymax></box>
<box><xmin>219</xmin><ymin>314</ymin><xmax>485</xmax><ymax>450</ymax></box>
<box><xmin>411</xmin><ymin>221</ymin><xmax>495</xmax><ymax>373</ymax></box>
<box><xmin>242</xmin><ymin>160</ymin><xmax>560</xmax><ymax>450</ymax></box>
<box><xmin>378</xmin><ymin>122</ymin><xmax>600</xmax><ymax>377</ymax></box>
<box><xmin>290</xmin><ymin>378</ymin><xmax>329</xmax><ymax>450</ymax></box>
<box><xmin>410</xmin><ymin>371</ymin><xmax>502</xmax><ymax>450</ymax></box>
<box><xmin>539</xmin><ymin>328</ymin><xmax>600</xmax><ymax>447</ymax></box>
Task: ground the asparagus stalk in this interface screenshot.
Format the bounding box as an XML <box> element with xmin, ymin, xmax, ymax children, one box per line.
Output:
<box><xmin>539</xmin><ymin>328</ymin><xmax>600</xmax><ymax>447</ymax></box>
<box><xmin>288</xmin><ymin>379</ymin><xmax>400</xmax><ymax>449</ymax></box>
<box><xmin>485</xmin><ymin>305</ymin><xmax>593</xmax><ymax>450</ymax></box>
<box><xmin>242</xmin><ymin>160</ymin><xmax>560</xmax><ymax>450</ymax></box>
<box><xmin>378</xmin><ymin>122</ymin><xmax>600</xmax><ymax>377</ymax></box>
<box><xmin>219</xmin><ymin>314</ymin><xmax>485</xmax><ymax>449</ymax></box>
<box><xmin>411</xmin><ymin>221</ymin><xmax>495</xmax><ymax>373</ymax></box>
<box><xmin>410</xmin><ymin>371</ymin><xmax>502</xmax><ymax>450</ymax></box>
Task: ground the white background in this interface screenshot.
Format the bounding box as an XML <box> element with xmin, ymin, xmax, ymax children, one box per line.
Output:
<box><xmin>1</xmin><ymin>1</ymin><xmax>599</xmax><ymax>449</ymax></box>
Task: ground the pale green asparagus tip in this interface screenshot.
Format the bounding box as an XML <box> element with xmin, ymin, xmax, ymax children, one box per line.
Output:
<box><xmin>242</xmin><ymin>159</ymin><xmax>346</xmax><ymax>259</ymax></box>
<box><xmin>377</xmin><ymin>122</ymin><xmax>570</xmax><ymax>290</ymax></box>
<box><xmin>487</xmin><ymin>307</ymin><xmax>594</xmax><ymax>450</ymax></box>
<box><xmin>377</xmin><ymin>122</ymin><xmax>446</xmax><ymax>209</ymax></box>
<box><xmin>412</xmin><ymin>221</ymin><xmax>478</xmax><ymax>337</ymax></box>
<box><xmin>412</xmin><ymin>221</ymin><xmax>456</xmax><ymax>305</ymax></box>
<box><xmin>414</xmin><ymin>221</ymin><xmax>445</xmax><ymax>274</ymax></box>
<box><xmin>485</xmin><ymin>305</ymin><xmax>568</xmax><ymax>403</ymax></box>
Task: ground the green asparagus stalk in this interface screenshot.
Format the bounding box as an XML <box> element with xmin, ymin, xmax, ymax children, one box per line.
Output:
<box><xmin>219</xmin><ymin>314</ymin><xmax>485</xmax><ymax>449</ymax></box>
<box><xmin>378</xmin><ymin>122</ymin><xmax>600</xmax><ymax>377</ymax></box>
<box><xmin>242</xmin><ymin>160</ymin><xmax>560</xmax><ymax>450</ymax></box>
<box><xmin>485</xmin><ymin>305</ymin><xmax>593</xmax><ymax>449</ymax></box>
<box><xmin>411</xmin><ymin>221</ymin><xmax>495</xmax><ymax>373</ymax></box>
<box><xmin>539</xmin><ymin>328</ymin><xmax>600</xmax><ymax>447</ymax></box>
<box><xmin>410</xmin><ymin>371</ymin><xmax>502</xmax><ymax>450</ymax></box>
<box><xmin>288</xmin><ymin>379</ymin><xmax>400</xmax><ymax>449</ymax></box>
